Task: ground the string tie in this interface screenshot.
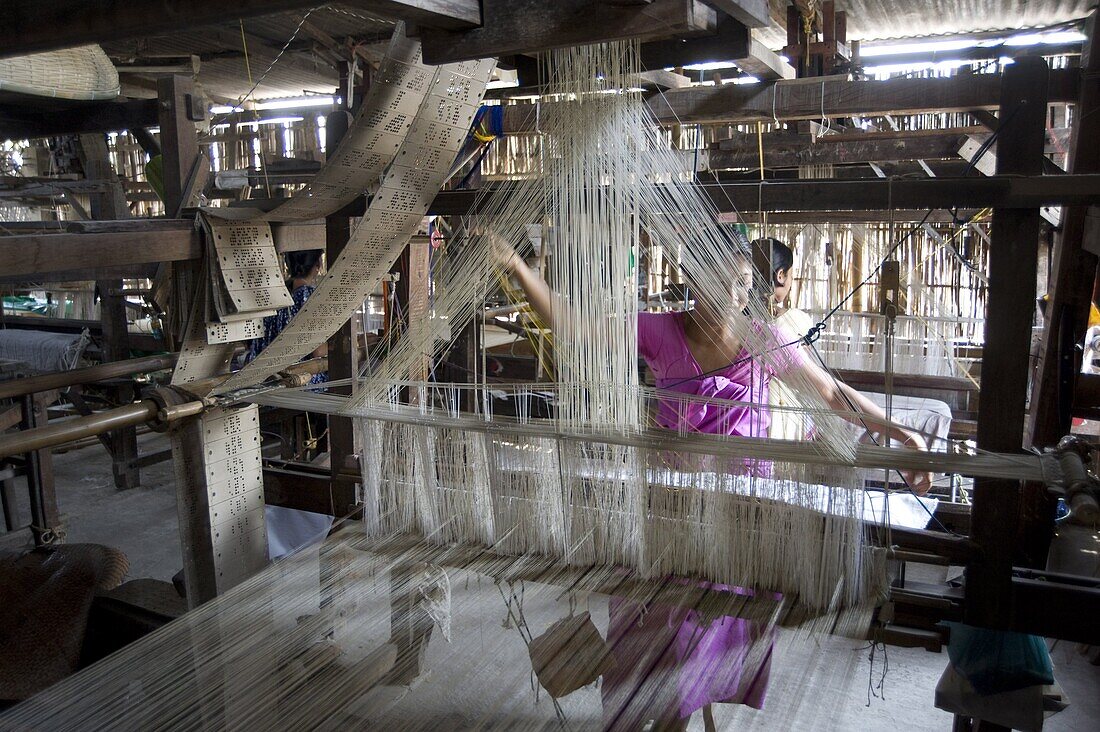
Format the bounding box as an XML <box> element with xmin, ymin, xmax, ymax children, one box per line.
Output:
<box><xmin>802</xmin><ymin>322</ymin><xmax>826</xmax><ymax>346</ymax></box>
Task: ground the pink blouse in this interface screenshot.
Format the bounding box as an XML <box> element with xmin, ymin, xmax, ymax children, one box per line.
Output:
<box><xmin>638</xmin><ymin>311</ymin><xmax>807</xmax><ymax>437</ymax></box>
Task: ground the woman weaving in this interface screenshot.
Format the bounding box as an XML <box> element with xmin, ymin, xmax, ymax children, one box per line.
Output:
<box><xmin>495</xmin><ymin>233</ymin><xmax>931</xmax><ymax>730</ymax></box>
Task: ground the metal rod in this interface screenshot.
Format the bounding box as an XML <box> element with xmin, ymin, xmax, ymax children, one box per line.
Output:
<box><xmin>0</xmin><ymin>401</ymin><xmax>159</xmax><ymax>460</ymax></box>
<box><xmin>0</xmin><ymin>353</ymin><xmax>177</xmax><ymax>401</ymax></box>
<box><xmin>0</xmin><ymin>357</ymin><xmax>328</xmax><ymax>460</ymax></box>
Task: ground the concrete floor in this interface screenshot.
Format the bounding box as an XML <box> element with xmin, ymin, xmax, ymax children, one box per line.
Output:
<box><xmin>2</xmin><ymin>432</ymin><xmax>1098</xmax><ymax>730</ymax></box>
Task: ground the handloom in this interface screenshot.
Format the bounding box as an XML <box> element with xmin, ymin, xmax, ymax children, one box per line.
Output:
<box><xmin>0</xmin><ymin>24</ymin><xmax>1076</xmax><ymax>732</ymax></box>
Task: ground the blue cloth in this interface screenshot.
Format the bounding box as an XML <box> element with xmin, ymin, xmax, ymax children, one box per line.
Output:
<box><xmin>245</xmin><ymin>284</ymin><xmax>328</xmax><ymax>385</ymax></box>
<box><xmin>944</xmin><ymin>623</ymin><xmax>1054</xmax><ymax>695</ymax></box>
<box><xmin>265</xmin><ymin>505</ymin><xmax>333</xmax><ymax>560</ymax></box>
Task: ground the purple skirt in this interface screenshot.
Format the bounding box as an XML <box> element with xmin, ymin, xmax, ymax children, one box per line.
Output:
<box><xmin>601</xmin><ymin>586</ymin><xmax>775</xmax><ymax>729</ymax></box>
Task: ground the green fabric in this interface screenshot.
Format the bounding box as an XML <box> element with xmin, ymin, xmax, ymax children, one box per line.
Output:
<box><xmin>145</xmin><ymin>154</ymin><xmax>165</xmax><ymax>202</ymax></box>
<box><xmin>2</xmin><ymin>296</ymin><xmax>48</xmax><ymax>314</ymax></box>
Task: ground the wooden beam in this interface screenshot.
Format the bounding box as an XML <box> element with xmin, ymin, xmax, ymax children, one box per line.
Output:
<box><xmin>495</xmin><ymin>69</ymin><xmax>1079</xmax><ymax>129</ymax></box>
<box><xmin>644</xmin><ymin>67</ymin><xmax>1079</xmax><ymax>124</ymax></box>
<box><xmin>720</xmin><ymin>209</ymin><xmax>982</xmax><ymax>223</ymax></box>
<box><xmin>710</xmin><ymin>130</ymin><xmax>972</xmax><ymax>168</ymax></box>
<box><xmin>628</xmin><ymin>69</ymin><xmax>693</xmax><ymax>90</ymax></box>
<box><xmin>361</xmin><ymin>0</ymin><xmax>480</xmax><ymax>30</ymax></box>
<box><xmin>636</xmin><ymin>9</ymin><xmax>748</xmax><ymax>70</ymax></box>
<box><xmin>709</xmin><ymin>175</ymin><xmax>1098</xmax><ymax>211</ymax></box>
<box><xmin>966</xmin><ymin>57</ymin><xmax>1049</xmax><ymax>629</ymax></box>
<box><xmin>700</xmin><ymin>0</ymin><xmax>769</xmax><ymax>28</ymax></box>
<box><xmin>0</xmin><ymin>220</ymin><xmax>323</xmax><ymax>282</ymax></box>
<box><xmin>430</xmin><ymin>173</ymin><xmax>1100</xmax><ymax>215</ymax></box>
<box><xmin>0</xmin><ymin>99</ymin><xmax>160</xmax><ymax>141</ymax></box>
<box><xmin>1009</xmin><ymin>572</ymin><xmax>1100</xmax><ymax>645</ymax></box>
<box><xmin>0</xmin><ymin>0</ymin><xmax>338</xmax><ymax>58</ymax></box>
<box><xmin>264</xmin><ymin>465</ymin><xmax>356</xmax><ymax>516</ymax></box>
<box><xmin>710</xmin><ymin>127</ymin><xmax>1070</xmax><ymax>169</ymax></box>
<box><xmin>157</xmin><ymin>76</ymin><xmax>202</xmax><ymax>217</ymax></box>
<box><xmin>735</xmin><ymin>31</ymin><xmax>795</xmax><ymax>81</ymax></box>
<box><xmin>713</xmin><ymin>158</ymin><xmax>980</xmax><ymax>179</ymax></box>
<box><xmin>717</xmin><ymin>126</ymin><xmax>1069</xmax><ymax>151</ymax></box>
<box><xmin>420</xmin><ymin>0</ymin><xmax>717</xmax><ymax>64</ymax></box>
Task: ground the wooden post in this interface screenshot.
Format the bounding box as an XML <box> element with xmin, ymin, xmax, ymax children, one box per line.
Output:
<box><xmin>785</xmin><ymin>3</ymin><xmax>802</xmax><ymax>77</ymax></box>
<box><xmin>78</xmin><ymin>132</ymin><xmax>141</xmax><ymax>490</ymax></box>
<box><xmin>156</xmin><ymin>75</ymin><xmax>204</xmax><ymax>354</ymax></box>
<box><xmin>0</xmin><ymin>460</ymin><xmax>18</xmax><ymax>531</ymax></box>
<box><xmin>821</xmin><ymin>1</ymin><xmax>835</xmax><ymax>74</ymax></box>
<box><xmin>1019</xmin><ymin>13</ymin><xmax>1100</xmax><ymax>568</ymax></box>
<box><xmin>1028</xmin><ymin>11</ymin><xmax>1100</xmax><ymax>447</ymax></box>
<box><xmin>965</xmin><ymin>57</ymin><xmax>1048</xmax><ymax>627</ymax></box>
<box><xmin>156</xmin><ymin>75</ymin><xmax>201</xmax><ymax>216</ymax></box>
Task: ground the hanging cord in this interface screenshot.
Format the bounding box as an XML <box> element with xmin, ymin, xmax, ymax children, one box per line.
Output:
<box><xmin>864</xmin><ymin>639</ymin><xmax>890</xmax><ymax>705</ymax></box>
<box><xmin>819</xmin><ymin>79</ymin><xmax>832</xmax><ymax>136</ymax></box>
<box><xmin>208</xmin><ymin>7</ymin><xmax>326</xmax><ymax>129</ymax></box>
<box><xmin>239</xmin><ymin>20</ymin><xmax>272</xmax><ymax>197</ymax></box>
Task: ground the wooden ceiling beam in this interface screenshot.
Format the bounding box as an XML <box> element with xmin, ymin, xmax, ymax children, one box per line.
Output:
<box><xmin>360</xmin><ymin>0</ymin><xmax>480</xmax><ymax>31</ymax></box>
<box><xmin>0</xmin><ymin>0</ymin><xmax>336</xmax><ymax>59</ymax></box>
<box><xmin>496</xmin><ymin>67</ymin><xmax>1079</xmax><ymax>127</ymax></box>
<box><xmin>707</xmin><ymin>127</ymin><xmax>1071</xmax><ymax>169</ymax></box>
<box><xmin>0</xmin><ymin>1</ymin><xmax>481</xmax><ymax>59</ymax></box>
<box><xmin>635</xmin><ymin>8</ymin><xmax>746</xmax><ymax>70</ymax></box>
<box><xmin>420</xmin><ymin>0</ymin><xmax>718</xmax><ymax>64</ymax></box>
<box><xmin>700</xmin><ymin>0</ymin><xmax>769</xmax><ymax>28</ymax></box>
<box><xmin>428</xmin><ymin>173</ymin><xmax>1100</xmax><ymax>215</ymax></box>
<box><xmin>0</xmin><ymin>99</ymin><xmax>160</xmax><ymax>140</ymax></box>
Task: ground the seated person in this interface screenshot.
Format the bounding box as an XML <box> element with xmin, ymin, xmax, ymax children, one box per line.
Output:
<box><xmin>497</xmin><ymin>231</ymin><xmax>930</xmax><ymax>731</ymax></box>
<box><xmin>752</xmin><ymin>237</ymin><xmax>953</xmax><ymax>455</ymax></box>
<box><xmin>245</xmin><ymin>249</ymin><xmax>328</xmax><ymax>385</ymax></box>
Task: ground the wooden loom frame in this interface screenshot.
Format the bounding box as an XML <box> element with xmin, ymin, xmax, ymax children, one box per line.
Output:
<box><xmin>0</xmin><ymin>0</ymin><xmax>1098</xmax><ymax>661</ymax></box>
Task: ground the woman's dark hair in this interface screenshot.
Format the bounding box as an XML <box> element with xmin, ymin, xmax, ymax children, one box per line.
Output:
<box><xmin>285</xmin><ymin>249</ymin><xmax>323</xmax><ymax>280</ymax></box>
<box><xmin>750</xmin><ymin>237</ymin><xmax>794</xmax><ymax>286</ymax></box>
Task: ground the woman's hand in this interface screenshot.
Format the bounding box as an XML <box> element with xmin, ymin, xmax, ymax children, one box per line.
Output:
<box><xmin>897</xmin><ymin>429</ymin><xmax>933</xmax><ymax>496</ymax></box>
<box><xmin>479</xmin><ymin>227</ymin><xmax>521</xmax><ymax>272</ymax></box>
<box><xmin>477</xmin><ymin>226</ymin><xmax>559</xmax><ymax>329</ymax></box>
<box><xmin>802</xmin><ymin>366</ymin><xmax>936</xmax><ymax>497</ymax></box>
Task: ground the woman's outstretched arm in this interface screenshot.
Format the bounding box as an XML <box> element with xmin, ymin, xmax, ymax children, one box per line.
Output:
<box><xmin>491</xmin><ymin>233</ymin><xmax>561</xmax><ymax>332</ymax></box>
<box><xmin>797</xmin><ymin>357</ymin><xmax>934</xmax><ymax>495</ymax></box>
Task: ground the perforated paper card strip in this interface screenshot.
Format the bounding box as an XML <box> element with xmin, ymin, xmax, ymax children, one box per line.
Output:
<box><xmin>214</xmin><ymin>57</ymin><xmax>496</xmax><ymax>395</ymax></box>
